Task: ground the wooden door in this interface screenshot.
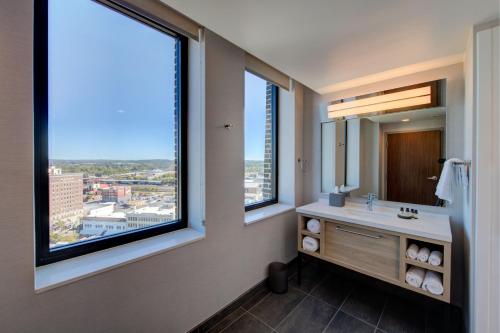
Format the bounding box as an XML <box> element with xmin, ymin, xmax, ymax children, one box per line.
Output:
<box><xmin>386</xmin><ymin>130</ymin><xmax>442</xmax><ymax>205</ymax></box>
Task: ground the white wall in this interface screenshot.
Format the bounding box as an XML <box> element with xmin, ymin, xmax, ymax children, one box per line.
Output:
<box><xmin>0</xmin><ymin>2</ymin><xmax>303</xmax><ymax>331</ymax></box>
<box><xmin>472</xmin><ymin>23</ymin><xmax>500</xmax><ymax>333</ymax></box>
<box><xmin>346</xmin><ymin>119</ymin><xmax>360</xmax><ymax>189</ymax></box>
<box><xmin>313</xmin><ymin>63</ymin><xmax>466</xmax><ymax>306</ymax></box>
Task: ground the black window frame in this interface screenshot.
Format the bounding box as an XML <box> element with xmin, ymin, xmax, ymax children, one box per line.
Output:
<box><xmin>34</xmin><ymin>0</ymin><xmax>189</xmax><ymax>266</ymax></box>
<box><xmin>244</xmin><ymin>78</ymin><xmax>279</xmax><ymax>212</ymax></box>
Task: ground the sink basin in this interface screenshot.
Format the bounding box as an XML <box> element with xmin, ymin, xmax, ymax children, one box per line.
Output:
<box><xmin>342</xmin><ymin>204</ymin><xmax>396</xmax><ymax>218</ymax></box>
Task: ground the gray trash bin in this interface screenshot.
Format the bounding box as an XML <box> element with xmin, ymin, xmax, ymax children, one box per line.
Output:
<box><xmin>268</xmin><ymin>262</ymin><xmax>288</xmax><ymax>294</ymax></box>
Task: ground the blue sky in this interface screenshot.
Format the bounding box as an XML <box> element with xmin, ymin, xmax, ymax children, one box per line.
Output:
<box><xmin>244</xmin><ymin>71</ymin><xmax>267</xmax><ymax>161</ymax></box>
<box><xmin>49</xmin><ymin>0</ymin><xmax>267</xmax><ymax>161</ymax></box>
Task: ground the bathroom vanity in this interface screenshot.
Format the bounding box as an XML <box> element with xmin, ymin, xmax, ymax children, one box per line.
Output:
<box><xmin>296</xmin><ymin>200</ymin><xmax>452</xmax><ymax>302</ymax></box>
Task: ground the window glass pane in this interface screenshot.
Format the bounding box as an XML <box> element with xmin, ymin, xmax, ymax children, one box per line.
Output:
<box><xmin>48</xmin><ymin>0</ymin><xmax>179</xmax><ymax>248</ymax></box>
<box><xmin>244</xmin><ymin>71</ymin><xmax>276</xmax><ymax>206</ymax></box>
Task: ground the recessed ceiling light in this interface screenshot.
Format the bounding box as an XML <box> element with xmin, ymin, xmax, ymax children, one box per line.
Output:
<box><xmin>401</xmin><ymin>118</ymin><xmax>411</xmax><ymax>122</ymax></box>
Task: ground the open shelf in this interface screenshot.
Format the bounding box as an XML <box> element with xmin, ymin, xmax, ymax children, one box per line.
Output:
<box><xmin>300</xmin><ymin>230</ymin><xmax>321</xmax><ymax>239</ymax></box>
<box><xmin>403</xmin><ymin>258</ymin><xmax>444</xmax><ymax>273</ymax></box>
<box><xmin>404</xmin><ymin>264</ymin><xmax>445</xmax><ymax>300</ymax></box>
<box><xmin>403</xmin><ymin>281</ymin><xmax>447</xmax><ymax>302</ymax></box>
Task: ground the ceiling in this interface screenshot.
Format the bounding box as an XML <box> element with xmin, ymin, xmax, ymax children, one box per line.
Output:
<box><xmin>161</xmin><ymin>0</ymin><xmax>499</xmax><ymax>94</ymax></box>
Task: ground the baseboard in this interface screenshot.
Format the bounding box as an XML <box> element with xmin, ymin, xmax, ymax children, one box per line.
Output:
<box><xmin>188</xmin><ymin>257</ymin><xmax>297</xmax><ymax>333</ymax></box>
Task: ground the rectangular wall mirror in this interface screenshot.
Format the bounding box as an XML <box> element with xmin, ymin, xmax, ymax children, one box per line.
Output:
<box><xmin>322</xmin><ymin>87</ymin><xmax>446</xmax><ymax>206</ymax></box>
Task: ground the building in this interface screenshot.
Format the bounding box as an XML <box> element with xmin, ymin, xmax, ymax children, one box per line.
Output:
<box><xmin>101</xmin><ymin>185</ymin><xmax>132</xmax><ymax>203</ymax></box>
<box><xmin>244</xmin><ymin>178</ymin><xmax>263</xmax><ymax>204</ymax></box>
<box><xmin>80</xmin><ymin>215</ymin><xmax>128</xmax><ymax>237</ymax></box>
<box><xmin>80</xmin><ymin>205</ymin><xmax>175</xmax><ymax>236</ymax></box>
<box><xmin>126</xmin><ymin>206</ymin><xmax>175</xmax><ymax>229</ymax></box>
<box><xmin>49</xmin><ymin>168</ymin><xmax>84</xmax><ymax>228</ymax></box>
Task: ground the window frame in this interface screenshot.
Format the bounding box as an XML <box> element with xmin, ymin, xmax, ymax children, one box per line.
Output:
<box><xmin>34</xmin><ymin>0</ymin><xmax>189</xmax><ymax>266</ymax></box>
<box><xmin>244</xmin><ymin>79</ymin><xmax>279</xmax><ymax>212</ymax></box>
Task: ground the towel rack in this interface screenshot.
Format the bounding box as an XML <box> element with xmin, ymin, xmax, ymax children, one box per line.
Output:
<box><xmin>452</xmin><ymin>160</ymin><xmax>471</xmax><ymax>188</ymax></box>
<box><xmin>452</xmin><ymin>160</ymin><xmax>471</xmax><ymax>166</ymax></box>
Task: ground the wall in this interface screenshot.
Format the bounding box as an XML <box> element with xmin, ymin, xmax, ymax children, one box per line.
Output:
<box><xmin>473</xmin><ymin>23</ymin><xmax>500</xmax><ymax>333</ymax></box>
<box><xmin>358</xmin><ymin>119</ymin><xmax>379</xmax><ymax>196</ymax></box>
<box><xmin>0</xmin><ymin>1</ymin><xmax>302</xmax><ymax>332</ymax></box>
<box><xmin>346</xmin><ymin>119</ymin><xmax>360</xmax><ymax>189</ymax></box>
<box><xmin>308</xmin><ymin>63</ymin><xmax>466</xmax><ymax>306</ymax></box>
<box><xmin>302</xmin><ymin>88</ymin><xmax>328</xmax><ymax>203</ymax></box>
<box><xmin>462</xmin><ymin>28</ymin><xmax>474</xmax><ymax>332</ymax></box>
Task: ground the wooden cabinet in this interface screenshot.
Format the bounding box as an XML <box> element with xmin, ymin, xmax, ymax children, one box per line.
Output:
<box><xmin>324</xmin><ymin>222</ymin><xmax>400</xmax><ymax>282</ymax></box>
<box><xmin>298</xmin><ymin>213</ymin><xmax>451</xmax><ymax>303</ymax></box>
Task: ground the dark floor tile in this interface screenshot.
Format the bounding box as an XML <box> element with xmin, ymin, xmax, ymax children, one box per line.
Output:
<box><xmin>426</xmin><ymin>300</ymin><xmax>464</xmax><ymax>333</ymax></box>
<box><xmin>378</xmin><ymin>296</ymin><xmax>426</xmax><ymax>333</ymax></box>
<box><xmin>290</xmin><ymin>261</ymin><xmax>328</xmax><ymax>293</ymax></box>
<box><xmin>276</xmin><ymin>295</ymin><xmax>337</xmax><ymax>333</ymax></box>
<box><xmin>241</xmin><ymin>287</ymin><xmax>270</xmax><ymax>311</ymax></box>
<box><xmin>198</xmin><ymin>303</ymin><xmax>241</xmax><ymax>332</ymax></box>
<box><xmin>340</xmin><ymin>285</ymin><xmax>387</xmax><ymax>325</ymax></box>
<box><xmin>250</xmin><ymin>287</ymin><xmax>306</xmax><ymax>328</ymax></box>
<box><xmin>222</xmin><ymin>313</ymin><xmax>272</xmax><ymax>333</ymax></box>
<box><xmin>206</xmin><ymin>307</ymin><xmax>246</xmax><ymax>333</ymax></box>
<box><xmin>311</xmin><ymin>274</ymin><xmax>354</xmax><ymax>308</ymax></box>
<box><xmin>324</xmin><ymin>311</ymin><xmax>374</xmax><ymax>333</ymax></box>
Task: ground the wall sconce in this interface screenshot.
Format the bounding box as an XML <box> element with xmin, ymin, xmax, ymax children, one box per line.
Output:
<box><xmin>328</xmin><ymin>81</ymin><xmax>438</xmax><ymax>119</ymax></box>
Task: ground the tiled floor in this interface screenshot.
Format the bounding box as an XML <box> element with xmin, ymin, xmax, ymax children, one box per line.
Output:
<box><xmin>203</xmin><ymin>260</ymin><xmax>463</xmax><ymax>333</ymax></box>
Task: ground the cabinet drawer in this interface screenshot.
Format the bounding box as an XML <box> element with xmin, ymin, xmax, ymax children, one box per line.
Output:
<box><xmin>324</xmin><ymin>222</ymin><xmax>400</xmax><ymax>281</ymax></box>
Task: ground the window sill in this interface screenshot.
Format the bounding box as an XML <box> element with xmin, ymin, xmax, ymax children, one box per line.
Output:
<box><xmin>244</xmin><ymin>203</ymin><xmax>295</xmax><ymax>226</ymax></box>
<box><xmin>34</xmin><ymin>228</ymin><xmax>204</xmax><ymax>293</ymax></box>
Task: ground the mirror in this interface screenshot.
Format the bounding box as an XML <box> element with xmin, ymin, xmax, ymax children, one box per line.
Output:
<box><xmin>321</xmin><ymin>107</ymin><xmax>446</xmax><ymax>206</ymax></box>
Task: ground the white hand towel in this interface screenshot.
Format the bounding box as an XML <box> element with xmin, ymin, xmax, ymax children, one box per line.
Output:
<box><xmin>435</xmin><ymin>158</ymin><xmax>463</xmax><ymax>204</ymax></box>
<box><xmin>406</xmin><ymin>244</ymin><xmax>419</xmax><ymax>260</ymax></box>
<box><xmin>405</xmin><ymin>266</ymin><xmax>425</xmax><ymax>288</ymax></box>
<box><xmin>306</xmin><ymin>219</ymin><xmax>321</xmax><ymax>234</ymax></box>
<box><xmin>422</xmin><ymin>271</ymin><xmax>444</xmax><ymax>295</ymax></box>
<box><xmin>428</xmin><ymin>251</ymin><xmax>443</xmax><ymax>266</ymax></box>
<box><xmin>302</xmin><ymin>236</ymin><xmax>319</xmax><ymax>252</ymax></box>
<box><xmin>417</xmin><ymin>247</ymin><xmax>430</xmax><ymax>262</ymax></box>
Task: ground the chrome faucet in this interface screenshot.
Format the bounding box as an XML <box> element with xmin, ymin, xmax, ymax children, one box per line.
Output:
<box><xmin>366</xmin><ymin>193</ymin><xmax>377</xmax><ymax>211</ymax></box>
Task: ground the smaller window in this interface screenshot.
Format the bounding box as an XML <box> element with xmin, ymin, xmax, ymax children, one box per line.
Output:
<box><xmin>244</xmin><ymin>71</ymin><xmax>279</xmax><ymax>211</ymax></box>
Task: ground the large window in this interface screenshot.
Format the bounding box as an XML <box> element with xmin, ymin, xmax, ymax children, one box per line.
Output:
<box><xmin>244</xmin><ymin>71</ymin><xmax>278</xmax><ymax>211</ymax></box>
<box><xmin>34</xmin><ymin>0</ymin><xmax>188</xmax><ymax>265</ymax></box>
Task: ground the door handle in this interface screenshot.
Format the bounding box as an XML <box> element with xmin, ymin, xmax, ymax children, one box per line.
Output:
<box><xmin>427</xmin><ymin>176</ymin><xmax>438</xmax><ymax>181</ymax></box>
<box><xmin>335</xmin><ymin>226</ymin><xmax>382</xmax><ymax>239</ymax></box>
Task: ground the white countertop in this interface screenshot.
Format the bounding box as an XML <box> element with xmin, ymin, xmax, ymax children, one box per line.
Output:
<box><xmin>296</xmin><ymin>200</ymin><xmax>452</xmax><ymax>242</ymax></box>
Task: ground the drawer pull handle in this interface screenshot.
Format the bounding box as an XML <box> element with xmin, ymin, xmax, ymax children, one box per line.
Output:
<box><xmin>335</xmin><ymin>226</ymin><xmax>382</xmax><ymax>239</ymax></box>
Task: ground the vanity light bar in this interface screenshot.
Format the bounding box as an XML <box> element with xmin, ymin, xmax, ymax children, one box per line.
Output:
<box><xmin>328</xmin><ymin>82</ymin><xmax>438</xmax><ymax>119</ymax></box>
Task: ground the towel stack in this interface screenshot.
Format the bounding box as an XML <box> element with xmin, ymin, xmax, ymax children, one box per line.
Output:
<box><xmin>405</xmin><ymin>243</ymin><xmax>444</xmax><ymax>295</ymax></box>
<box><xmin>306</xmin><ymin>219</ymin><xmax>321</xmax><ymax>234</ymax></box>
<box><xmin>406</xmin><ymin>243</ymin><xmax>443</xmax><ymax>266</ymax></box>
<box><xmin>302</xmin><ymin>236</ymin><xmax>319</xmax><ymax>253</ymax></box>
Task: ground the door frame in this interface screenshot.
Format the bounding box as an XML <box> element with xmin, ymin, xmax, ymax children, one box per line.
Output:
<box><xmin>381</xmin><ymin>127</ymin><xmax>445</xmax><ymax>201</ymax></box>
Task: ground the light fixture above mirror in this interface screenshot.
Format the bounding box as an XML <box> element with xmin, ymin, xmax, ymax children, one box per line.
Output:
<box><xmin>328</xmin><ymin>81</ymin><xmax>439</xmax><ymax>120</ymax></box>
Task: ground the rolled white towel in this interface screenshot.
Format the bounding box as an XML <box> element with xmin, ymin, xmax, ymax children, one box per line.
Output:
<box><xmin>405</xmin><ymin>266</ymin><xmax>425</xmax><ymax>288</ymax></box>
<box><xmin>428</xmin><ymin>251</ymin><xmax>443</xmax><ymax>266</ymax></box>
<box><xmin>422</xmin><ymin>271</ymin><xmax>444</xmax><ymax>295</ymax></box>
<box><xmin>302</xmin><ymin>236</ymin><xmax>319</xmax><ymax>252</ymax></box>
<box><xmin>417</xmin><ymin>247</ymin><xmax>430</xmax><ymax>262</ymax></box>
<box><xmin>306</xmin><ymin>219</ymin><xmax>321</xmax><ymax>234</ymax></box>
<box><xmin>406</xmin><ymin>244</ymin><xmax>419</xmax><ymax>260</ymax></box>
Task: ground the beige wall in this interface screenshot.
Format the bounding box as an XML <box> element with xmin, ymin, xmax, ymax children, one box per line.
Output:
<box><xmin>306</xmin><ymin>63</ymin><xmax>466</xmax><ymax>306</ymax></box>
<box><xmin>0</xmin><ymin>2</ymin><xmax>302</xmax><ymax>332</ymax></box>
